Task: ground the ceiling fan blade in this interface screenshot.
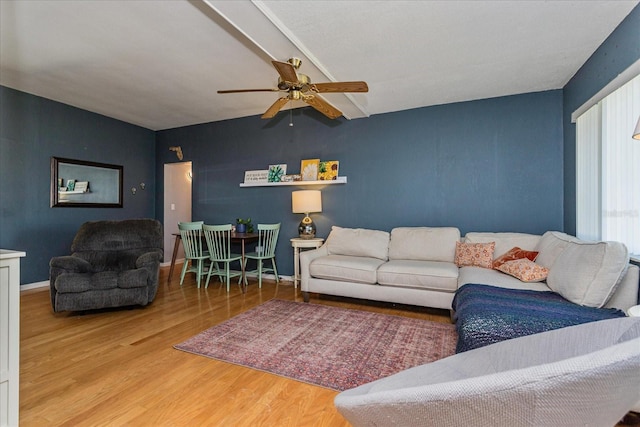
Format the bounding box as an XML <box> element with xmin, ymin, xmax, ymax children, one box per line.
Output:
<box><xmin>261</xmin><ymin>97</ymin><xmax>290</xmax><ymax>119</ymax></box>
<box><xmin>217</xmin><ymin>88</ymin><xmax>280</xmax><ymax>94</ymax></box>
<box><xmin>312</xmin><ymin>81</ymin><xmax>369</xmax><ymax>93</ymax></box>
<box><xmin>303</xmin><ymin>94</ymin><xmax>342</xmax><ymax>119</ymax></box>
<box><xmin>272</xmin><ymin>60</ymin><xmax>299</xmax><ymax>85</ymax></box>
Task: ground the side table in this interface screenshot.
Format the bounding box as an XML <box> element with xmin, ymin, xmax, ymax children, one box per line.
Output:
<box><xmin>290</xmin><ymin>237</ymin><xmax>324</xmax><ymax>289</ymax></box>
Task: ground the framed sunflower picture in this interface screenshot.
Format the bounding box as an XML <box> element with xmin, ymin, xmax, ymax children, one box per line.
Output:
<box><xmin>300</xmin><ymin>159</ymin><xmax>320</xmax><ymax>181</ymax></box>
<box><xmin>318</xmin><ymin>161</ymin><xmax>339</xmax><ymax>180</ymax></box>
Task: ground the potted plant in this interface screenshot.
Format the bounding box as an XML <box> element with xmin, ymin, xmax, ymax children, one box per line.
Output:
<box><xmin>236</xmin><ymin>218</ymin><xmax>253</xmax><ymax>233</ymax></box>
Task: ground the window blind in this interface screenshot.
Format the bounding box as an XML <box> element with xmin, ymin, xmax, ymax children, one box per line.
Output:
<box><xmin>576</xmin><ymin>74</ymin><xmax>640</xmax><ymax>256</ymax></box>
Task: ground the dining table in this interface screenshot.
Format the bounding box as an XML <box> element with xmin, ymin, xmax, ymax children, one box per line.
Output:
<box><xmin>168</xmin><ymin>231</ymin><xmax>259</xmax><ymax>292</ymax></box>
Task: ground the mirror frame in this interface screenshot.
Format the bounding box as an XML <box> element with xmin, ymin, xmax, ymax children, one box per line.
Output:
<box><xmin>50</xmin><ymin>157</ymin><xmax>123</xmax><ymax>208</ymax></box>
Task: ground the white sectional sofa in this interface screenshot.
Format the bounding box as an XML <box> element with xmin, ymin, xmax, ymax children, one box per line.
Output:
<box><xmin>300</xmin><ymin>226</ymin><xmax>639</xmax><ymax>312</ymax></box>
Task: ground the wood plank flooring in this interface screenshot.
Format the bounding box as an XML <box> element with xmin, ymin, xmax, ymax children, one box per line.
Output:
<box><xmin>20</xmin><ymin>267</ymin><xmax>451</xmax><ymax>426</ymax></box>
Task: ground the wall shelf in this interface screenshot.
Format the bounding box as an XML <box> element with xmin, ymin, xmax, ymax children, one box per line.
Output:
<box><xmin>58</xmin><ymin>190</ymin><xmax>88</xmax><ymax>195</ymax></box>
<box><xmin>240</xmin><ymin>176</ymin><xmax>347</xmax><ymax>187</ymax></box>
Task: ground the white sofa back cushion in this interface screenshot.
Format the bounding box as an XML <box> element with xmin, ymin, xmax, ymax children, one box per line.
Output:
<box><xmin>388</xmin><ymin>227</ymin><xmax>460</xmax><ymax>262</ymax></box>
<box><xmin>464</xmin><ymin>232</ymin><xmax>541</xmax><ymax>259</ymax></box>
<box><xmin>546</xmin><ymin>238</ymin><xmax>629</xmax><ymax>308</ymax></box>
<box><xmin>325</xmin><ymin>226</ymin><xmax>390</xmax><ymax>261</ymax></box>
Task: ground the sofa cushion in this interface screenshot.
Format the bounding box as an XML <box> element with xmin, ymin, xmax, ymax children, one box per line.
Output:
<box><xmin>496</xmin><ymin>259</ymin><xmax>549</xmax><ymax>283</ymax></box>
<box><xmin>455</xmin><ymin>241</ymin><xmax>495</xmax><ymax>268</ymax></box>
<box><xmin>377</xmin><ymin>260</ymin><xmax>458</xmax><ymax>292</ymax></box>
<box><xmin>492</xmin><ymin>247</ymin><xmax>539</xmax><ymax>269</ymax></box>
<box><xmin>458</xmin><ymin>266</ymin><xmax>551</xmax><ymax>292</ymax></box>
<box><xmin>309</xmin><ymin>255</ymin><xmax>386</xmax><ymax>284</ymax></box>
<box><xmin>546</xmin><ymin>239</ymin><xmax>629</xmax><ymax>308</ymax></box>
<box><xmin>118</xmin><ymin>269</ymin><xmax>149</xmax><ymax>288</ymax></box>
<box><xmin>534</xmin><ymin>231</ymin><xmax>581</xmax><ymax>269</ymax></box>
<box><xmin>388</xmin><ymin>227</ymin><xmax>460</xmax><ymax>262</ymax></box>
<box><xmin>55</xmin><ymin>271</ymin><xmax>118</xmax><ymax>293</ymax></box>
<box><xmin>464</xmin><ymin>232</ymin><xmax>541</xmax><ymax>260</ymax></box>
<box><xmin>325</xmin><ymin>226</ymin><xmax>390</xmax><ymax>261</ymax></box>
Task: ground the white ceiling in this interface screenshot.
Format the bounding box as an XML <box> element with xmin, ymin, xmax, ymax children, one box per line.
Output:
<box><xmin>1</xmin><ymin>0</ymin><xmax>637</xmax><ymax>131</ymax></box>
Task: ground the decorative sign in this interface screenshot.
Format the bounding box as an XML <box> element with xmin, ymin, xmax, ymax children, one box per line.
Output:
<box><xmin>243</xmin><ymin>170</ymin><xmax>269</xmax><ymax>184</ymax></box>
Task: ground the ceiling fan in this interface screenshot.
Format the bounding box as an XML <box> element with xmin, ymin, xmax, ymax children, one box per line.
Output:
<box><xmin>217</xmin><ymin>58</ymin><xmax>368</xmax><ymax>120</ymax></box>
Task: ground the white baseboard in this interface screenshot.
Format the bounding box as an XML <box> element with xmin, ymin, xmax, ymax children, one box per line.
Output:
<box><xmin>20</xmin><ymin>271</ymin><xmax>293</xmax><ymax>292</ymax></box>
<box><xmin>162</xmin><ymin>259</ymin><xmax>293</xmax><ymax>282</ymax></box>
<box><xmin>246</xmin><ymin>273</ymin><xmax>293</xmax><ymax>283</ymax></box>
<box><xmin>21</xmin><ymin>280</ymin><xmax>49</xmax><ymax>291</ymax></box>
<box><xmin>161</xmin><ymin>258</ymin><xmax>184</xmax><ymax>267</ymax></box>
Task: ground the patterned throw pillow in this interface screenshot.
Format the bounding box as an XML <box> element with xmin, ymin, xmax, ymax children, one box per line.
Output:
<box><xmin>454</xmin><ymin>241</ymin><xmax>495</xmax><ymax>268</ymax></box>
<box><xmin>496</xmin><ymin>259</ymin><xmax>549</xmax><ymax>282</ymax></box>
<box><xmin>492</xmin><ymin>246</ymin><xmax>539</xmax><ymax>269</ymax></box>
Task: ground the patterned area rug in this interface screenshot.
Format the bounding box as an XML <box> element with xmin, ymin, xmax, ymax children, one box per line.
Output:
<box><xmin>174</xmin><ymin>299</ymin><xmax>457</xmax><ymax>391</ymax></box>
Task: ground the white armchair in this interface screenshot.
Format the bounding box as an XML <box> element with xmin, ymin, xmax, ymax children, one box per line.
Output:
<box><xmin>335</xmin><ymin>317</ymin><xmax>640</xmax><ymax>427</ymax></box>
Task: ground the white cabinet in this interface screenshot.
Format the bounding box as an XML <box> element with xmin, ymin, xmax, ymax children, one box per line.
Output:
<box><xmin>0</xmin><ymin>250</ymin><xmax>25</xmax><ymax>427</ymax></box>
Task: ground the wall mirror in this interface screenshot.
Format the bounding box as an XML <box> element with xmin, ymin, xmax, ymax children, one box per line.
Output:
<box><xmin>50</xmin><ymin>157</ymin><xmax>123</xmax><ymax>208</ymax></box>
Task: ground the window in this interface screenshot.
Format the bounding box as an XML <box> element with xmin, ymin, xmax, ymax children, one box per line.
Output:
<box><xmin>576</xmin><ymin>74</ymin><xmax>640</xmax><ymax>259</ymax></box>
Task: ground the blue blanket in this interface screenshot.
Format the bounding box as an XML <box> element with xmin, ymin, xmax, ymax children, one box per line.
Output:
<box><xmin>451</xmin><ymin>283</ymin><xmax>626</xmax><ymax>353</ymax></box>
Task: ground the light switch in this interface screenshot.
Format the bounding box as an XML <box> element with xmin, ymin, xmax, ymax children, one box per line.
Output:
<box><xmin>171</xmin><ymin>203</ymin><xmax>176</xmax><ymax>211</ymax></box>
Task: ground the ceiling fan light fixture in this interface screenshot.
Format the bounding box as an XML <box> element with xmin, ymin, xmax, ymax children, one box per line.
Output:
<box><xmin>288</xmin><ymin>57</ymin><xmax>302</xmax><ymax>69</ymax></box>
<box><xmin>218</xmin><ymin>58</ymin><xmax>368</xmax><ymax>120</ymax></box>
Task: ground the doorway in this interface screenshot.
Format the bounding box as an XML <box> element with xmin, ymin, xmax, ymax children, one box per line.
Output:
<box><xmin>163</xmin><ymin>162</ymin><xmax>192</xmax><ymax>264</ymax></box>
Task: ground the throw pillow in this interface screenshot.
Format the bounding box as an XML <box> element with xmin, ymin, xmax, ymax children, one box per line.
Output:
<box><xmin>492</xmin><ymin>247</ymin><xmax>539</xmax><ymax>269</ymax></box>
<box><xmin>496</xmin><ymin>259</ymin><xmax>549</xmax><ymax>282</ymax></box>
<box><xmin>454</xmin><ymin>241</ymin><xmax>495</xmax><ymax>268</ymax></box>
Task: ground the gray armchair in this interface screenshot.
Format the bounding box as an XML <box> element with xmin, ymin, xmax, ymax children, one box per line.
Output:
<box><xmin>335</xmin><ymin>317</ymin><xmax>640</xmax><ymax>427</ymax></box>
<box><xmin>50</xmin><ymin>219</ymin><xmax>163</xmax><ymax>312</ymax></box>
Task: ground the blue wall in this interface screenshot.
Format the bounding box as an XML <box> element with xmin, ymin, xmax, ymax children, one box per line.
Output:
<box><xmin>0</xmin><ymin>86</ymin><xmax>156</xmax><ymax>284</ymax></box>
<box><xmin>156</xmin><ymin>90</ymin><xmax>564</xmax><ymax>276</ymax></box>
<box><xmin>562</xmin><ymin>5</ymin><xmax>640</xmax><ymax>235</ymax></box>
<box><xmin>5</xmin><ymin>4</ymin><xmax>637</xmax><ymax>284</ymax></box>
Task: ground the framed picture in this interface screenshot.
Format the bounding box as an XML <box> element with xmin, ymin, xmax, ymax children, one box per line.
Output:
<box><xmin>51</xmin><ymin>157</ymin><xmax>123</xmax><ymax>208</ymax></box>
<box><xmin>318</xmin><ymin>161</ymin><xmax>339</xmax><ymax>180</ymax></box>
<box><xmin>300</xmin><ymin>159</ymin><xmax>320</xmax><ymax>181</ymax></box>
<box><xmin>268</xmin><ymin>164</ymin><xmax>287</xmax><ymax>182</ymax></box>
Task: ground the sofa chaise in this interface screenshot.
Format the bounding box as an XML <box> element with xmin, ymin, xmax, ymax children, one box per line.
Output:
<box><xmin>335</xmin><ymin>317</ymin><xmax>640</xmax><ymax>427</ymax></box>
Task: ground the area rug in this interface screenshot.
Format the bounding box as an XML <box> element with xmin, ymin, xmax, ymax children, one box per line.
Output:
<box><xmin>174</xmin><ymin>299</ymin><xmax>457</xmax><ymax>391</ymax></box>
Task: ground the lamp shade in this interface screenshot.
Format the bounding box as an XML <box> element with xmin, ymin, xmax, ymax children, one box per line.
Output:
<box><xmin>633</xmin><ymin>116</ymin><xmax>640</xmax><ymax>140</ymax></box>
<box><xmin>292</xmin><ymin>190</ymin><xmax>322</xmax><ymax>214</ymax></box>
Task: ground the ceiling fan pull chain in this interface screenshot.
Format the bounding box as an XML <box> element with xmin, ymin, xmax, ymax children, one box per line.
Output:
<box><xmin>289</xmin><ymin>100</ymin><xmax>294</xmax><ymax>127</ymax></box>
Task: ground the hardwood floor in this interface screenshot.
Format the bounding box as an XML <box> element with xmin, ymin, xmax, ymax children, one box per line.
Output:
<box><xmin>20</xmin><ymin>267</ymin><xmax>451</xmax><ymax>426</ymax></box>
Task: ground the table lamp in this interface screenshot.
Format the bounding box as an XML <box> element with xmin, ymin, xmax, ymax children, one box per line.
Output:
<box><xmin>292</xmin><ymin>190</ymin><xmax>322</xmax><ymax>239</ymax></box>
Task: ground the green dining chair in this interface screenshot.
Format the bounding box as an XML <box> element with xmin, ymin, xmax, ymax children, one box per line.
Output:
<box><xmin>203</xmin><ymin>224</ymin><xmax>243</xmax><ymax>291</ymax></box>
<box><xmin>178</xmin><ymin>221</ymin><xmax>209</xmax><ymax>288</ymax></box>
<box><xmin>243</xmin><ymin>223</ymin><xmax>280</xmax><ymax>288</ymax></box>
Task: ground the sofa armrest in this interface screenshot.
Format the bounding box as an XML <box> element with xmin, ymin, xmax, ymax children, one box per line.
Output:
<box><xmin>300</xmin><ymin>245</ymin><xmax>329</xmax><ymax>291</ymax></box>
<box><xmin>135</xmin><ymin>250</ymin><xmax>163</xmax><ymax>301</ymax></box>
<box><xmin>136</xmin><ymin>250</ymin><xmax>163</xmax><ymax>268</ymax></box>
<box><xmin>50</xmin><ymin>255</ymin><xmax>92</xmax><ymax>273</ymax></box>
<box><xmin>49</xmin><ymin>256</ymin><xmax>93</xmax><ymax>312</ymax></box>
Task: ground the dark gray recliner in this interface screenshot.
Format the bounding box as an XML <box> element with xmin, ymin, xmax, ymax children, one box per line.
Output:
<box><xmin>50</xmin><ymin>219</ymin><xmax>163</xmax><ymax>312</ymax></box>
